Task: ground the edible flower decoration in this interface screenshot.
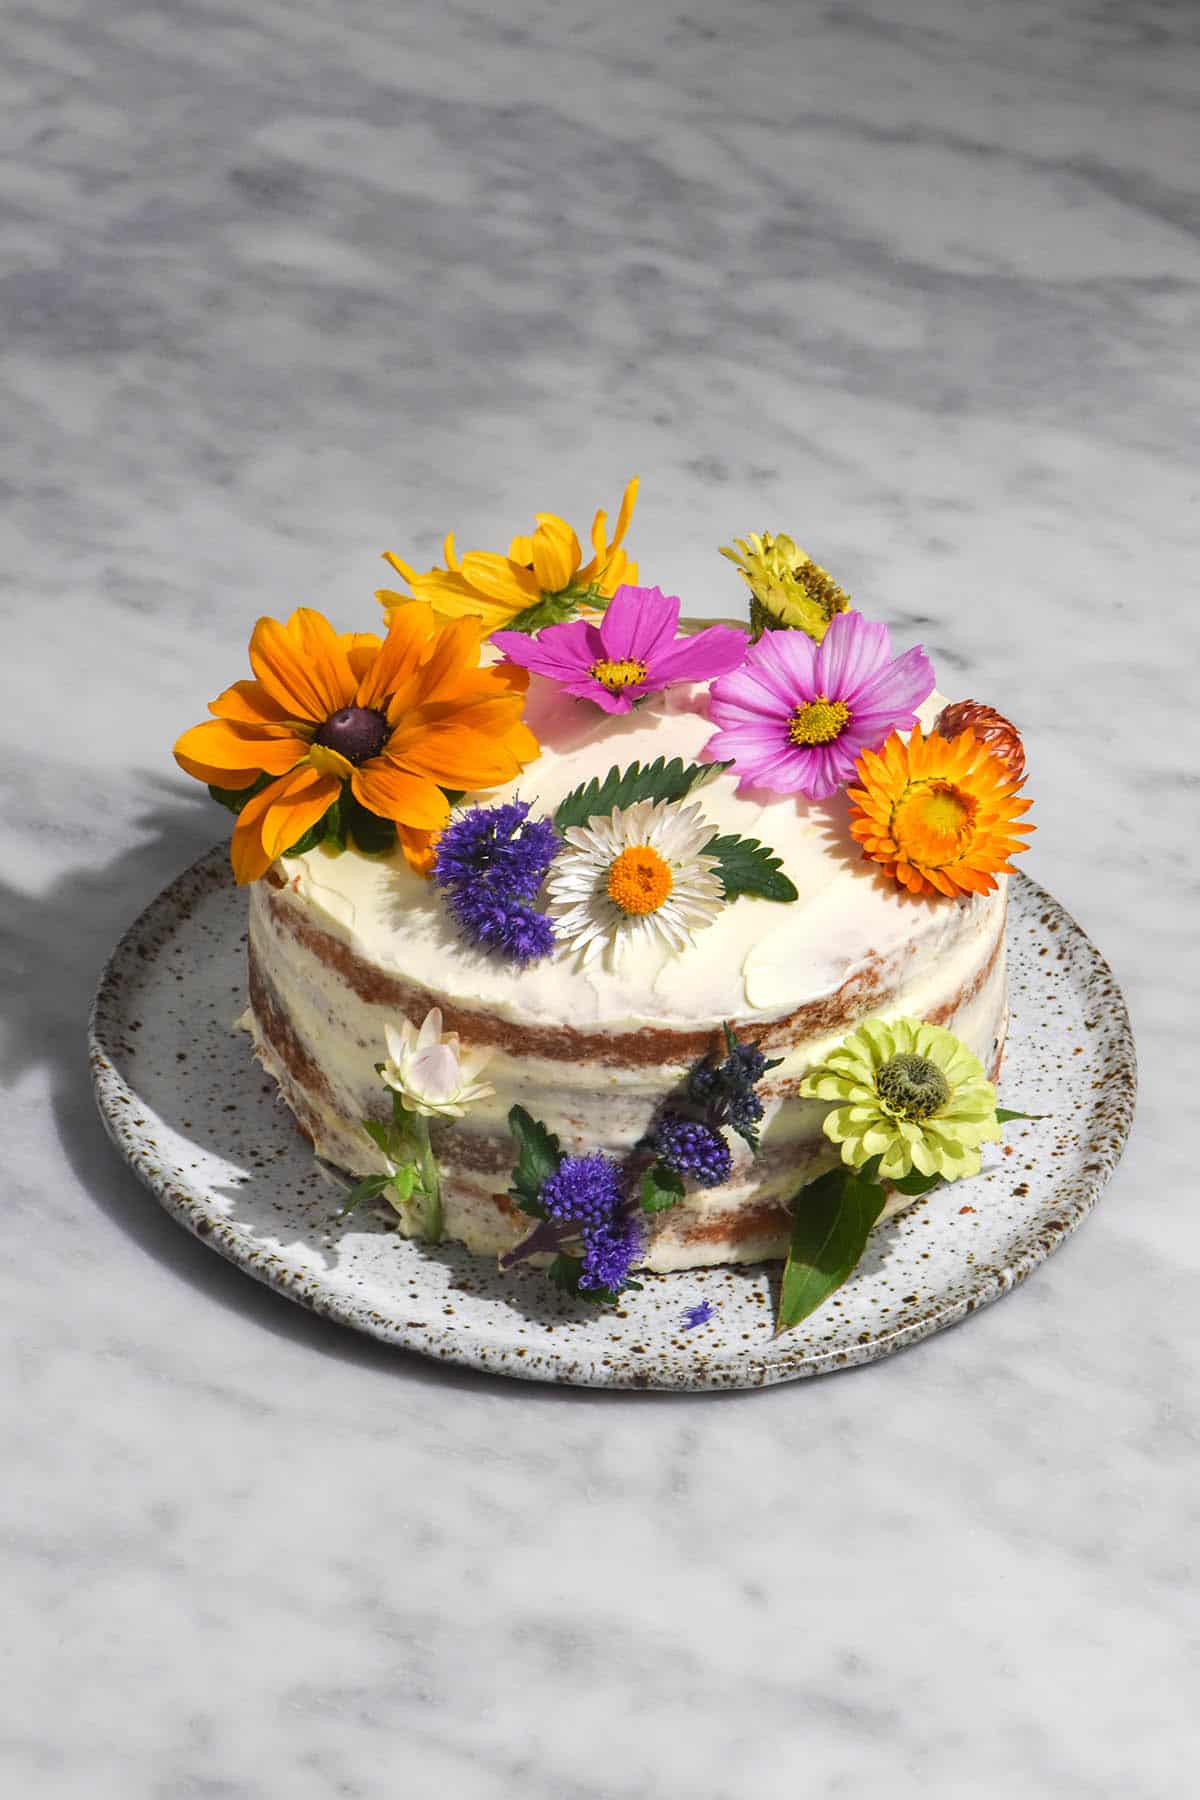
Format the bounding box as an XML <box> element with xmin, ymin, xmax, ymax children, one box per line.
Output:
<box><xmin>491</xmin><ymin>583</ymin><xmax>747</xmax><ymax>714</ymax></box>
<box><xmin>799</xmin><ymin>1017</ymin><xmax>1002</xmax><ymax>1183</ymax></box>
<box><xmin>849</xmin><ymin>724</ymin><xmax>1033</xmax><ymax>898</ymax></box>
<box><xmin>500</xmin><ymin>1029</ymin><xmax>779</xmax><ymax>1301</ymax></box>
<box><xmin>721</xmin><ymin>531</ymin><xmax>851</xmax><ymax>642</ymax></box>
<box><xmin>378</xmin><ymin>478</ymin><xmax>640</xmax><ymax>636</ymax></box>
<box><xmin>775</xmin><ymin>1018</ymin><xmax>1042</xmax><ymax>1334</ymax></box>
<box><xmin>500</xmin><ymin>1110</ymin><xmax>644</xmax><ymax>1301</ymax></box>
<box><xmin>639</xmin><ymin>1028</ymin><xmax>782</xmax><ymax>1216</ymax></box>
<box><xmin>703</xmin><ymin>609</ymin><xmax>934</xmax><ymax>801</ymax></box>
<box><xmin>933</xmin><ymin>699</ymin><xmax>1026</xmax><ymax>783</ymax></box>
<box><xmin>174</xmin><ymin>605</ymin><xmax>539</xmax><ymax>883</ymax></box>
<box><xmin>342</xmin><ymin>1010</ymin><xmax>494</xmax><ymax>1242</ymax></box>
<box><xmin>545</xmin><ymin>797</ymin><xmax>727</xmax><ymax>965</ymax></box>
<box><xmin>433</xmin><ymin>801</ymin><xmax>559</xmax><ymax>965</ymax></box>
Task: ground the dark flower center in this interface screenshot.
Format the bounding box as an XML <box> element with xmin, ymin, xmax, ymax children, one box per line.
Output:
<box><xmin>314</xmin><ymin>706</ymin><xmax>389</xmax><ymax>765</ymax></box>
<box><xmin>875</xmin><ymin>1052</ymin><xmax>950</xmax><ymax>1121</ymax></box>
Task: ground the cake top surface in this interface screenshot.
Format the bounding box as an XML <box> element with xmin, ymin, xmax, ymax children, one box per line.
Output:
<box><xmin>278</xmin><ymin>677</ymin><xmax>998</xmax><ymax>1031</ymax></box>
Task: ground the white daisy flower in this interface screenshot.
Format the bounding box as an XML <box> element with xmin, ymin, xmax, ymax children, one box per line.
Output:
<box><xmin>380</xmin><ymin>1008</ymin><xmax>494</xmax><ymax>1119</ymax></box>
<box><xmin>545</xmin><ymin>797</ymin><xmax>726</xmax><ymax>965</ymax></box>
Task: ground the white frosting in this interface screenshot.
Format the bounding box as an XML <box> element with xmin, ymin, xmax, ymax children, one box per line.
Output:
<box><xmin>280</xmin><ymin>677</ymin><xmax>1003</xmax><ymax>1033</ymax></box>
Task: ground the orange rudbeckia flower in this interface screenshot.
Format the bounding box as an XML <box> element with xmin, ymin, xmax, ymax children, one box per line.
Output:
<box><xmin>848</xmin><ymin>724</ymin><xmax>1034</xmax><ymax>899</ymax></box>
<box><xmin>377</xmin><ymin>477</ymin><xmax>640</xmax><ymax>635</ymax></box>
<box><xmin>174</xmin><ymin>605</ymin><xmax>539</xmax><ymax>885</ymax></box>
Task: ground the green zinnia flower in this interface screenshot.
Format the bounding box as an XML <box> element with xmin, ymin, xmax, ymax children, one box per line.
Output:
<box><xmin>799</xmin><ymin>1017</ymin><xmax>1001</xmax><ymax>1182</ymax></box>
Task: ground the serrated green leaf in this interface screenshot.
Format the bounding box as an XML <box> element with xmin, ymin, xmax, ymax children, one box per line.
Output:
<box><xmin>507</xmin><ymin>1105</ymin><xmax>563</xmax><ymax>1214</ymax></box>
<box><xmin>702</xmin><ymin>832</ymin><xmax>798</xmax><ymax>903</ymax></box>
<box><xmin>553</xmin><ymin>756</ymin><xmax>731</xmax><ymax>832</ymax></box>
<box><xmin>776</xmin><ymin>1162</ymin><xmax>887</xmax><ymax>1334</ymax></box>
<box><xmin>996</xmin><ymin>1108</ymin><xmax>1047</xmax><ymax>1123</ymax></box>
<box><xmin>207</xmin><ymin>772</ymin><xmax>273</xmax><ymax>815</ymax></box>
<box><xmin>640</xmin><ymin>1164</ymin><xmax>685</xmax><ymax>1212</ymax></box>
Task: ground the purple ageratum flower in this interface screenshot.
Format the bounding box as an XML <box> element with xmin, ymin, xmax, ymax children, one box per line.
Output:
<box><xmin>578</xmin><ymin>1215</ymin><xmax>643</xmax><ymax>1293</ymax></box>
<box><xmin>683</xmin><ymin>1300</ymin><xmax>715</xmax><ymax>1329</ymax></box>
<box><xmin>444</xmin><ymin>888</ymin><xmax>556</xmax><ymax>964</ymax></box>
<box><xmin>702</xmin><ymin>610</ymin><xmax>935</xmax><ymax>802</ymax></box>
<box><xmin>491</xmin><ymin>584</ymin><xmax>748</xmax><ymax>715</ymax></box>
<box><xmin>433</xmin><ymin>800</ymin><xmax>559</xmax><ymax>964</ymax></box>
<box><xmin>653</xmin><ymin>1115</ymin><xmax>733</xmax><ymax>1188</ymax></box>
<box><xmin>540</xmin><ymin>1152</ymin><xmax>625</xmax><ymax>1228</ymax></box>
<box><xmin>433</xmin><ymin>800</ymin><xmax>559</xmax><ymax>902</ymax></box>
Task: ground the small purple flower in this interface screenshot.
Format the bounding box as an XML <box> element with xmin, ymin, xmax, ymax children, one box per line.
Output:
<box><xmin>541</xmin><ymin>1153</ymin><xmax>625</xmax><ymax>1228</ymax></box>
<box><xmin>433</xmin><ymin>800</ymin><xmax>558</xmax><ymax>964</ymax></box>
<box><xmin>683</xmin><ymin>1300</ymin><xmax>716</xmax><ymax>1329</ymax></box>
<box><xmin>445</xmin><ymin>889</ymin><xmax>555</xmax><ymax>964</ymax></box>
<box><xmin>654</xmin><ymin>1115</ymin><xmax>733</xmax><ymax>1188</ymax></box>
<box><xmin>579</xmin><ymin>1215</ymin><xmax>643</xmax><ymax>1293</ymax></box>
<box><xmin>703</xmin><ymin>610</ymin><xmax>935</xmax><ymax>800</ymax></box>
<box><xmin>492</xmin><ymin>584</ymin><xmax>748</xmax><ymax>714</ymax></box>
<box><xmin>433</xmin><ymin>800</ymin><xmax>559</xmax><ymax>900</ymax></box>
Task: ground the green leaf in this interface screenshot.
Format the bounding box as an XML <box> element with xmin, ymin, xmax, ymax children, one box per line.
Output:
<box><xmin>553</xmin><ymin>756</ymin><xmax>731</xmax><ymax>832</ymax></box>
<box><xmin>888</xmin><ymin>1168</ymin><xmax>943</xmax><ymax>1197</ymax></box>
<box><xmin>776</xmin><ymin>1163</ymin><xmax>888</xmax><ymax>1334</ymax></box>
<box><xmin>362</xmin><ymin>1120</ymin><xmax>392</xmax><ymax>1157</ymax></box>
<box><xmin>282</xmin><ymin>805</ymin><xmax>339</xmax><ymax>858</ymax></box>
<box><xmin>207</xmin><ymin>772</ymin><xmax>273</xmax><ymax>815</ymax></box>
<box><xmin>322</xmin><ymin>793</ymin><xmax>346</xmax><ymax>853</ymax></box>
<box><xmin>341</xmin><ymin>791</ymin><xmax>398</xmax><ymax>856</ymax></box>
<box><xmin>702</xmin><ymin>832</ymin><xmax>798</xmax><ymax>903</ymax></box>
<box><xmin>337</xmin><ymin>1173</ymin><xmax>393</xmax><ymax>1215</ymax></box>
<box><xmin>547</xmin><ymin>1252</ymin><xmax>583</xmax><ymax>1293</ymax></box>
<box><xmin>388</xmin><ymin>1164</ymin><xmax>418</xmax><ymax>1202</ymax></box>
<box><xmin>640</xmin><ymin>1164</ymin><xmax>685</xmax><ymax>1213</ymax></box>
<box><xmin>996</xmin><ymin>1108</ymin><xmax>1047</xmax><ymax>1123</ymax></box>
<box><xmin>507</xmin><ymin>1105</ymin><xmax>563</xmax><ymax>1216</ymax></box>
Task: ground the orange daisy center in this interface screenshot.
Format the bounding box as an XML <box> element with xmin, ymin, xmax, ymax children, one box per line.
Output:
<box><xmin>892</xmin><ymin>779</ymin><xmax>978</xmax><ymax>867</ymax></box>
<box><xmin>590</xmin><ymin>657</ymin><xmax>648</xmax><ymax>692</ymax></box>
<box><xmin>789</xmin><ymin>696</ymin><xmax>850</xmax><ymax>746</ymax></box>
<box><xmin>606</xmin><ymin>845</ymin><xmax>673</xmax><ymax>914</ymax></box>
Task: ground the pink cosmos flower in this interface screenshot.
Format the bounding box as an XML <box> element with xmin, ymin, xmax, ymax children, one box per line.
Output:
<box><xmin>491</xmin><ymin>584</ymin><xmax>748</xmax><ymax>714</ymax></box>
<box><xmin>702</xmin><ymin>610</ymin><xmax>935</xmax><ymax>801</ymax></box>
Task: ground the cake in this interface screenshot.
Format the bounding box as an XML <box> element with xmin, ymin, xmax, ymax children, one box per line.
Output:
<box><xmin>174</xmin><ymin>486</ymin><xmax>1034</xmax><ymax>1326</ymax></box>
<box><xmin>244</xmin><ymin>678</ymin><xmax>1009</xmax><ymax>1270</ymax></box>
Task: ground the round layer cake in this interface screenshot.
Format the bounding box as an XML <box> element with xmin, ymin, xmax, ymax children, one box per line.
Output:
<box><xmin>243</xmin><ymin>675</ymin><xmax>1008</xmax><ymax>1271</ymax></box>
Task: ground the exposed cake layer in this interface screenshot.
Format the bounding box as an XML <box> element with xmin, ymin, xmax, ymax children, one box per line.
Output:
<box><xmin>241</xmin><ymin>680</ymin><xmax>1009</xmax><ymax>1271</ymax></box>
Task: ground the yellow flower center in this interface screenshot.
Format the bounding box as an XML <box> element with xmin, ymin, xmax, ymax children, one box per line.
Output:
<box><xmin>788</xmin><ymin>696</ymin><xmax>851</xmax><ymax>746</ymax></box>
<box><xmin>590</xmin><ymin>657</ymin><xmax>648</xmax><ymax>692</ymax></box>
<box><xmin>892</xmin><ymin>780</ymin><xmax>978</xmax><ymax>865</ymax></box>
<box><xmin>606</xmin><ymin>845</ymin><xmax>674</xmax><ymax>915</ymax></box>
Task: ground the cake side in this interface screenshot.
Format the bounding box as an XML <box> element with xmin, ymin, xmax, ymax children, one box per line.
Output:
<box><xmin>243</xmin><ymin>840</ymin><xmax>1009</xmax><ymax>1270</ymax></box>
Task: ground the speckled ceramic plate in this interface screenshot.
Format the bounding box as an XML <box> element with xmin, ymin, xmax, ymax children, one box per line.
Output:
<box><xmin>89</xmin><ymin>848</ymin><xmax>1134</xmax><ymax>1390</ymax></box>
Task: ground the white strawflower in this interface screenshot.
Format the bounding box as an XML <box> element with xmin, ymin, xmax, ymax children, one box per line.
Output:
<box><xmin>544</xmin><ymin>797</ymin><xmax>725</xmax><ymax>966</ymax></box>
<box><xmin>379</xmin><ymin>1008</ymin><xmax>494</xmax><ymax>1119</ymax></box>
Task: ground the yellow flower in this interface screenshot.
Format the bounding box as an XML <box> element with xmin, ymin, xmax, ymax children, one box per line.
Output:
<box><xmin>720</xmin><ymin>531</ymin><xmax>851</xmax><ymax>642</ymax></box>
<box><xmin>378</xmin><ymin>478</ymin><xmax>640</xmax><ymax>635</ymax></box>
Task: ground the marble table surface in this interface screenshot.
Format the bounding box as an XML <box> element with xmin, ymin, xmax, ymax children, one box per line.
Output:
<box><xmin>3</xmin><ymin>1</ymin><xmax>1196</xmax><ymax>1794</ymax></box>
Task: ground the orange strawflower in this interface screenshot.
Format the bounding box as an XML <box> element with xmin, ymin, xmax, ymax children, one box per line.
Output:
<box><xmin>377</xmin><ymin>478</ymin><xmax>639</xmax><ymax>634</ymax></box>
<box><xmin>848</xmin><ymin>724</ymin><xmax>1033</xmax><ymax>899</ymax></box>
<box><xmin>174</xmin><ymin>605</ymin><xmax>538</xmax><ymax>885</ymax></box>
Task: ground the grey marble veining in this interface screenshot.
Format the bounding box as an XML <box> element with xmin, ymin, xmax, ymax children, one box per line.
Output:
<box><xmin>2</xmin><ymin>1</ymin><xmax>1196</xmax><ymax>1795</ymax></box>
